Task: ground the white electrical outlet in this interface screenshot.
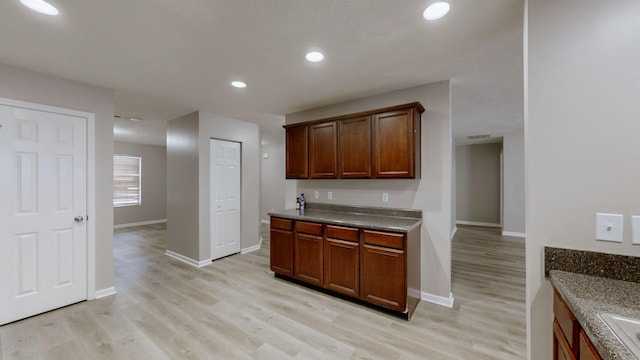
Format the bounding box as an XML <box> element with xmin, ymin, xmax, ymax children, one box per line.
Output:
<box><xmin>314</xmin><ymin>191</ymin><xmax>319</xmax><ymax>199</ymax></box>
<box><xmin>382</xmin><ymin>192</ymin><xmax>389</xmax><ymax>203</ymax></box>
<box><xmin>632</xmin><ymin>216</ymin><xmax>640</xmax><ymax>245</ymax></box>
<box><xmin>595</xmin><ymin>213</ymin><xmax>623</xmax><ymax>243</ymax></box>
<box><xmin>328</xmin><ymin>191</ymin><xmax>333</xmax><ymax>200</ymax></box>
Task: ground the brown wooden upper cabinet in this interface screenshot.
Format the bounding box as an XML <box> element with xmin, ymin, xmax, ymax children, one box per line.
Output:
<box><xmin>339</xmin><ymin>116</ymin><xmax>371</xmax><ymax>178</ymax></box>
<box><xmin>309</xmin><ymin>122</ymin><xmax>337</xmax><ymax>178</ymax></box>
<box><xmin>285</xmin><ymin>125</ymin><xmax>308</xmax><ymax>179</ymax></box>
<box><xmin>373</xmin><ymin>107</ymin><xmax>422</xmax><ymax>178</ymax></box>
<box><xmin>284</xmin><ymin>102</ymin><xmax>424</xmax><ymax>179</ymax></box>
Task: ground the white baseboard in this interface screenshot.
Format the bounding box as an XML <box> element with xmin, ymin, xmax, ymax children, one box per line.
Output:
<box><xmin>502</xmin><ymin>231</ymin><xmax>526</xmax><ymax>238</ymax></box>
<box><xmin>95</xmin><ymin>287</ymin><xmax>117</xmax><ymax>299</ymax></box>
<box><xmin>456</xmin><ymin>220</ymin><xmax>501</xmax><ymax>228</ymax></box>
<box><xmin>421</xmin><ymin>291</ymin><xmax>454</xmax><ymax>308</ymax></box>
<box><xmin>114</xmin><ymin>219</ymin><xmax>167</xmax><ymax>229</ymax></box>
<box><xmin>241</xmin><ymin>236</ymin><xmax>263</xmax><ymax>254</ymax></box>
<box><xmin>450</xmin><ymin>226</ymin><xmax>458</xmax><ymax>239</ymax></box>
<box><xmin>165</xmin><ymin>250</ymin><xmax>211</xmax><ymax>268</ymax></box>
<box><xmin>261</xmin><ymin>219</ymin><xmax>270</xmax><ymax>224</ymax></box>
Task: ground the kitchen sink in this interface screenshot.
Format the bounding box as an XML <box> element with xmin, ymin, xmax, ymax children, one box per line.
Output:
<box><xmin>599</xmin><ymin>313</ymin><xmax>640</xmax><ymax>359</ymax></box>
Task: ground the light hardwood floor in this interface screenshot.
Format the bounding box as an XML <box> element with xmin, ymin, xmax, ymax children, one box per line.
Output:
<box><xmin>0</xmin><ymin>224</ymin><xmax>525</xmax><ymax>359</ymax></box>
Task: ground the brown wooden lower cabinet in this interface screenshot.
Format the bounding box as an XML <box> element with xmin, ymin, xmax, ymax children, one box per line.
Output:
<box><xmin>361</xmin><ymin>244</ymin><xmax>406</xmax><ymax>311</ymax></box>
<box><xmin>293</xmin><ymin>220</ymin><xmax>324</xmax><ymax>286</ymax></box>
<box><xmin>270</xmin><ymin>218</ymin><xmax>293</xmax><ymax>276</ymax></box>
<box><xmin>554</xmin><ymin>319</ymin><xmax>577</xmax><ymax>360</ymax></box>
<box><xmin>579</xmin><ymin>330</ymin><xmax>602</xmax><ymax>360</ymax></box>
<box><xmin>294</xmin><ymin>232</ymin><xmax>324</xmax><ymax>286</ymax></box>
<box><xmin>552</xmin><ymin>289</ymin><xmax>603</xmax><ymax>360</ymax></box>
<box><xmin>324</xmin><ymin>226</ymin><xmax>359</xmax><ymax>297</ymax></box>
<box><xmin>269</xmin><ymin>216</ymin><xmax>421</xmax><ymax>319</ymax></box>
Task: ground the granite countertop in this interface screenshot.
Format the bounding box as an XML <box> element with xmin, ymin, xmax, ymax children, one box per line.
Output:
<box><xmin>549</xmin><ymin>270</ymin><xmax>640</xmax><ymax>360</ymax></box>
<box><xmin>268</xmin><ymin>203</ymin><xmax>422</xmax><ymax>233</ymax></box>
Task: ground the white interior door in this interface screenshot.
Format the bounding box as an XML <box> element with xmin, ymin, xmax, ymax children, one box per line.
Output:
<box><xmin>211</xmin><ymin>139</ymin><xmax>241</xmax><ymax>260</ymax></box>
<box><xmin>0</xmin><ymin>104</ymin><xmax>87</xmax><ymax>326</ymax></box>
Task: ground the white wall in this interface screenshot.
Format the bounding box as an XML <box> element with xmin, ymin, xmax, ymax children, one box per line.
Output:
<box><xmin>114</xmin><ymin>141</ymin><xmax>167</xmax><ymax>226</ymax></box>
<box><xmin>286</xmin><ymin>81</ymin><xmax>453</xmax><ymax>301</ymax></box>
<box><xmin>451</xmin><ymin>145</ymin><xmax>457</xmax><ymax>238</ymax></box>
<box><xmin>167</xmin><ymin>111</ymin><xmax>261</xmax><ymax>262</ymax></box>
<box><xmin>502</xmin><ymin>131</ymin><xmax>525</xmax><ymax>235</ymax></box>
<box><xmin>260</xmin><ymin>139</ymin><xmax>285</xmax><ymax>221</ymax></box>
<box><xmin>0</xmin><ymin>63</ymin><xmax>115</xmax><ymax>292</ymax></box>
<box><xmin>198</xmin><ymin>111</ymin><xmax>261</xmax><ymax>258</ymax></box>
<box><xmin>166</xmin><ymin>112</ymin><xmax>200</xmax><ymax>260</ymax></box>
<box><xmin>455</xmin><ymin>142</ymin><xmax>502</xmax><ymax>225</ymax></box>
<box><xmin>526</xmin><ymin>1</ymin><xmax>640</xmax><ymax>359</ymax></box>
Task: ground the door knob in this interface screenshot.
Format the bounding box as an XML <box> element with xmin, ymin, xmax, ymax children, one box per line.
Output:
<box><xmin>74</xmin><ymin>216</ymin><xmax>84</xmax><ymax>223</ymax></box>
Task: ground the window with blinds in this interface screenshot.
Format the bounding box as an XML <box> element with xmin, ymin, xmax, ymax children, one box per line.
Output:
<box><xmin>113</xmin><ymin>155</ymin><xmax>141</xmax><ymax>207</ymax></box>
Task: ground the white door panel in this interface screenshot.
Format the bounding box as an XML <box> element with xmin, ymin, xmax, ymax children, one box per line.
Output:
<box><xmin>211</xmin><ymin>139</ymin><xmax>241</xmax><ymax>260</ymax></box>
<box><xmin>0</xmin><ymin>104</ymin><xmax>87</xmax><ymax>325</ymax></box>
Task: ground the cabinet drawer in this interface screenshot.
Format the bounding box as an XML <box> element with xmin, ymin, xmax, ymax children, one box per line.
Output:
<box><xmin>271</xmin><ymin>217</ymin><xmax>292</xmax><ymax>231</ymax></box>
<box><xmin>326</xmin><ymin>225</ymin><xmax>359</xmax><ymax>242</ymax></box>
<box><xmin>554</xmin><ymin>290</ymin><xmax>580</xmax><ymax>355</ymax></box>
<box><xmin>295</xmin><ymin>221</ymin><xmax>323</xmax><ymax>235</ymax></box>
<box><xmin>363</xmin><ymin>230</ymin><xmax>405</xmax><ymax>249</ymax></box>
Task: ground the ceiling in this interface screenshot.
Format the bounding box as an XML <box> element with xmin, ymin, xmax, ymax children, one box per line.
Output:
<box><xmin>0</xmin><ymin>0</ymin><xmax>523</xmax><ymax>146</ymax></box>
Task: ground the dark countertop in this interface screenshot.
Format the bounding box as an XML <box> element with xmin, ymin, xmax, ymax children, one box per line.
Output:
<box><xmin>549</xmin><ymin>270</ymin><xmax>640</xmax><ymax>360</ymax></box>
<box><xmin>268</xmin><ymin>203</ymin><xmax>422</xmax><ymax>233</ymax></box>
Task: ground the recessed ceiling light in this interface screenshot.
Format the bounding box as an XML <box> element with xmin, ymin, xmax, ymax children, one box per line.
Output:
<box><xmin>20</xmin><ymin>0</ymin><xmax>59</xmax><ymax>16</ymax></box>
<box><xmin>305</xmin><ymin>51</ymin><xmax>325</xmax><ymax>63</ymax></box>
<box><xmin>467</xmin><ymin>134</ymin><xmax>491</xmax><ymax>140</ymax></box>
<box><xmin>231</xmin><ymin>81</ymin><xmax>247</xmax><ymax>88</ymax></box>
<box><xmin>114</xmin><ymin>115</ymin><xmax>143</xmax><ymax>122</ymax></box>
<box><xmin>423</xmin><ymin>2</ymin><xmax>450</xmax><ymax>21</ymax></box>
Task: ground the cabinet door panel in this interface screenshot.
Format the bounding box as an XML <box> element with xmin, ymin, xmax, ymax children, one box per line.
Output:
<box><xmin>286</xmin><ymin>126</ymin><xmax>308</xmax><ymax>178</ymax></box>
<box><xmin>554</xmin><ymin>290</ymin><xmax>580</xmax><ymax>354</ymax></box>
<box><xmin>270</xmin><ymin>229</ymin><xmax>293</xmax><ymax>276</ymax></box>
<box><xmin>309</xmin><ymin>122</ymin><xmax>337</xmax><ymax>178</ymax></box>
<box><xmin>294</xmin><ymin>233</ymin><xmax>324</xmax><ymax>286</ymax></box>
<box><xmin>338</xmin><ymin>116</ymin><xmax>371</xmax><ymax>178</ymax></box>
<box><xmin>373</xmin><ymin>109</ymin><xmax>415</xmax><ymax>178</ymax></box>
<box><xmin>579</xmin><ymin>330</ymin><xmax>602</xmax><ymax>360</ymax></box>
<box><xmin>553</xmin><ymin>319</ymin><xmax>577</xmax><ymax>360</ymax></box>
<box><xmin>361</xmin><ymin>244</ymin><xmax>406</xmax><ymax>311</ymax></box>
<box><xmin>324</xmin><ymin>238</ymin><xmax>359</xmax><ymax>297</ymax></box>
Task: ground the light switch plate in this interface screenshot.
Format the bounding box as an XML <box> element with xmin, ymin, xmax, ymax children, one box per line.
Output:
<box><xmin>632</xmin><ymin>216</ymin><xmax>640</xmax><ymax>245</ymax></box>
<box><xmin>382</xmin><ymin>192</ymin><xmax>389</xmax><ymax>203</ymax></box>
<box><xmin>596</xmin><ymin>213</ymin><xmax>624</xmax><ymax>243</ymax></box>
<box><xmin>314</xmin><ymin>191</ymin><xmax>319</xmax><ymax>199</ymax></box>
<box><xmin>327</xmin><ymin>191</ymin><xmax>332</xmax><ymax>200</ymax></box>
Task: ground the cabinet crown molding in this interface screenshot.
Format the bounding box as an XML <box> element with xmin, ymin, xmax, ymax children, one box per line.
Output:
<box><xmin>283</xmin><ymin>102</ymin><xmax>425</xmax><ymax>129</ymax></box>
